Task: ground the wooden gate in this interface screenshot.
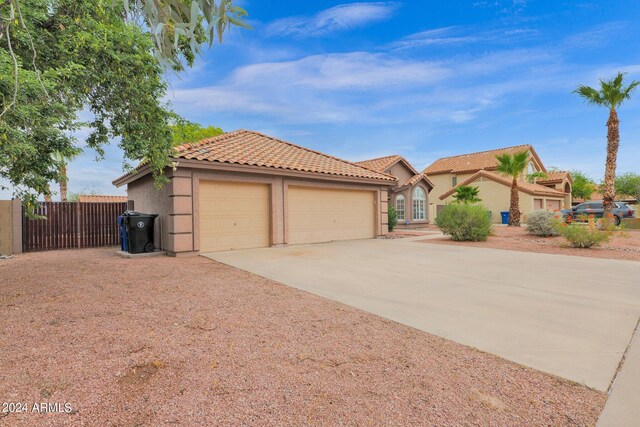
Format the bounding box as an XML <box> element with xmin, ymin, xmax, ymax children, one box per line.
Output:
<box><xmin>22</xmin><ymin>202</ymin><xmax>126</xmax><ymax>252</ymax></box>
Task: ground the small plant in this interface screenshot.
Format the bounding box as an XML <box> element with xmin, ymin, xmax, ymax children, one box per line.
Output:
<box><xmin>526</xmin><ymin>210</ymin><xmax>560</xmax><ymax>237</ymax></box>
<box><xmin>453</xmin><ymin>185</ymin><xmax>482</xmax><ymax>204</ymax></box>
<box><xmin>435</xmin><ymin>204</ymin><xmax>492</xmax><ymax>241</ymax></box>
<box><xmin>388</xmin><ymin>205</ymin><xmax>398</xmax><ymax>232</ymax></box>
<box><xmin>554</xmin><ymin>222</ymin><xmax>612</xmax><ymax>248</ymax></box>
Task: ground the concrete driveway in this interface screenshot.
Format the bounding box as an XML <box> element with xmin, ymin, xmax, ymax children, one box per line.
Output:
<box><xmin>204</xmin><ymin>236</ymin><xmax>640</xmax><ymax>392</ymax></box>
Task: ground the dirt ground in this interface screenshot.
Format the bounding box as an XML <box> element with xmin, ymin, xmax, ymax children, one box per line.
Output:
<box><xmin>426</xmin><ymin>225</ymin><xmax>640</xmax><ymax>261</ymax></box>
<box><xmin>1</xmin><ymin>248</ymin><xmax>605</xmax><ymax>426</ymax></box>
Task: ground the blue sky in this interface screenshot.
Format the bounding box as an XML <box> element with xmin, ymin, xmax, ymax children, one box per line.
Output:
<box><xmin>5</xmin><ymin>0</ymin><xmax>640</xmax><ymax>198</ymax></box>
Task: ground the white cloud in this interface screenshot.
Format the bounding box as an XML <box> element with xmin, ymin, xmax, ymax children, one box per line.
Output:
<box><xmin>231</xmin><ymin>52</ymin><xmax>450</xmax><ymax>89</ymax></box>
<box><xmin>387</xmin><ymin>25</ymin><xmax>539</xmax><ymax>51</ymax></box>
<box><xmin>265</xmin><ymin>2</ymin><xmax>399</xmax><ymax>38</ymax></box>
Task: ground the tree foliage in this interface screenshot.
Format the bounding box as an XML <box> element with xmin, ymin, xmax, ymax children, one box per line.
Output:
<box><xmin>0</xmin><ymin>2</ymin><xmax>166</xmax><ymax>205</ymax></box>
<box><xmin>614</xmin><ymin>172</ymin><xmax>640</xmax><ymax>200</ymax></box>
<box><xmin>570</xmin><ymin>170</ymin><xmax>597</xmax><ymax>200</ymax></box>
<box><xmin>125</xmin><ymin>0</ymin><xmax>251</xmax><ymax>70</ymax></box>
<box><xmin>170</xmin><ymin>119</ymin><xmax>223</xmax><ymax>145</ymax></box>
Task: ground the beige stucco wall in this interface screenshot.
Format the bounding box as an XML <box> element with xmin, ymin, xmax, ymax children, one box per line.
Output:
<box><xmin>387</xmin><ymin>162</ymin><xmax>414</xmax><ymax>184</ymax></box>
<box><xmin>126</xmin><ymin>166</ymin><xmax>391</xmax><ymax>255</ymax></box>
<box><xmin>0</xmin><ymin>199</ymin><xmax>22</xmax><ymax>255</ymax></box>
<box><xmin>439</xmin><ymin>177</ymin><xmax>565</xmax><ymax>224</ymax></box>
<box><xmin>126</xmin><ymin>173</ymin><xmax>175</xmax><ymax>252</ymax></box>
<box><xmin>0</xmin><ymin>200</ymin><xmax>12</xmax><ymax>255</ymax></box>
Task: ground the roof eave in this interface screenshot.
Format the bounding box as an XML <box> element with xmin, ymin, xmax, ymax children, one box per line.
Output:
<box><xmin>174</xmin><ymin>158</ymin><xmax>397</xmax><ymax>185</ymax></box>
<box><xmin>112</xmin><ymin>163</ymin><xmax>152</xmax><ymax>188</ymax></box>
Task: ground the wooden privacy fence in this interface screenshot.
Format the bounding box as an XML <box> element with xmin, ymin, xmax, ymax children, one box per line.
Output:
<box><xmin>22</xmin><ymin>201</ymin><xmax>127</xmax><ymax>252</ymax></box>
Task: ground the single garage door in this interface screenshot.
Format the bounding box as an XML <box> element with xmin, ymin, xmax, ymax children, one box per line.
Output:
<box><xmin>287</xmin><ymin>186</ymin><xmax>375</xmax><ymax>245</ymax></box>
<box><xmin>546</xmin><ymin>199</ymin><xmax>562</xmax><ymax>211</ymax></box>
<box><xmin>199</xmin><ymin>181</ymin><xmax>270</xmax><ymax>252</ymax></box>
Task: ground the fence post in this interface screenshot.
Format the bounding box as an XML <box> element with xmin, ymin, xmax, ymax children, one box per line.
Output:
<box><xmin>76</xmin><ymin>202</ymin><xmax>82</xmax><ymax>248</ymax></box>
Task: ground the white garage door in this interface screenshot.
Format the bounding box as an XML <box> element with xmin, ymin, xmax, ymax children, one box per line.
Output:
<box><xmin>287</xmin><ymin>186</ymin><xmax>375</xmax><ymax>245</ymax></box>
<box><xmin>199</xmin><ymin>181</ymin><xmax>270</xmax><ymax>252</ymax></box>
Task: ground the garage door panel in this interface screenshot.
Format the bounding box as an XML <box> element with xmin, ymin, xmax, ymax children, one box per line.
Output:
<box><xmin>546</xmin><ymin>200</ymin><xmax>561</xmax><ymax>211</ymax></box>
<box><xmin>199</xmin><ymin>181</ymin><xmax>270</xmax><ymax>252</ymax></box>
<box><xmin>288</xmin><ymin>186</ymin><xmax>375</xmax><ymax>245</ymax></box>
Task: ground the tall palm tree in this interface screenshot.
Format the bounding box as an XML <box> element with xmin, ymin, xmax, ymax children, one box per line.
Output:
<box><xmin>574</xmin><ymin>72</ymin><xmax>639</xmax><ymax>221</ymax></box>
<box><xmin>495</xmin><ymin>150</ymin><xmax>530</xmax><ymax>226</ymax></box>
<box><xmin>453</xmin><ymin>185</ymin><xmax>482</xmax><ymax>204</ymax></box>
<box><xmin>52</xmin><ymin>151</ymin><xmax>78</xmax><ymax>202</ymax></box>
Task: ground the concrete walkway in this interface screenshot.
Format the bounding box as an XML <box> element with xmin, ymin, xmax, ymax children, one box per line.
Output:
<box><xmin>204</xmin><ymin>237</ymin><xmax>640</xmax><ymax>392</ymax></box>
<box><xmin>597</xmin><ymin>321</ymin><xmax>640</xmax><ymax>426</ymax></box>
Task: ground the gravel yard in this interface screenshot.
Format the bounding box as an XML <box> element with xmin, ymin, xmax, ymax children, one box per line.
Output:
<box><xmin>1</xmin><ymin>248</ymin><xmax>605</xmax><ymax>426</ymax></box>
<box><xmin>427</xmin><ymin>226</ymin><xmax>640</xmax><ymax>261</ymax></box>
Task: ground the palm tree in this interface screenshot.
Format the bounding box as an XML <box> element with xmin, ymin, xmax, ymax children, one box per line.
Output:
<box><xmin>453</xmin><ymin>185</ymin><xmax>482</xmax><ymax>204</ymax></box>
<box><xmin>526</xmin><ymin>171</ymin><xmax>548</xmax><ymax>184</ymax></box>
<box><xmin>495</xmin><ymin>150</ymin><xmax>530</xmax><ymax>226</ymax></box>
<box><xmin>52</xmin><ymin>151</ymin><xmax>78</xmax><ymax>202</ymax></box>
<box><xmin>574</xmin><ymin>72</ymin><xmax>639</xmax><ymax>221</ymax></box>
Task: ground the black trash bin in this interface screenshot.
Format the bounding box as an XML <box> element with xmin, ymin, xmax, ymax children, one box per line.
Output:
<box><xmin>122</xmin><ymin>211</ymin><xmax>158</xmax><ymax>254</ymax></box>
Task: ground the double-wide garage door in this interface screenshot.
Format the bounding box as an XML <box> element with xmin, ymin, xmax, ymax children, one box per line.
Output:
<box><xmin>199</xmin><ymin>181</ymin><xmax>375</xmax><ymax>252</ymax></box>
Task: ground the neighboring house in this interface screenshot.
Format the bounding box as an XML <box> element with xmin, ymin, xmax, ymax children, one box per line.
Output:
<box><xmin>113</xmin><ymin>130</ymin><xmax>396</xmax><ymax>255</ymax></box>
<box><xmin>77</xmin><ymin>195</ymin><xmax>128</xmax><ymax>203</ymax></box>
<box><xmin>355</xmin><ymin>155</ymin><xmax>434</xmax><ymax>227</ymax></box>
<box><xmin>424</xmin><ymin>145</ymin><xmax>572</xmax><ymax>223</ymax></box>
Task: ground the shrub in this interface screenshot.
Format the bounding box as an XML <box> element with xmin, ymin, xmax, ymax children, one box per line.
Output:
<box><xmin>554</xmin><ymin>223</ymin><xmax>612</xmax><ymax>248</ymax></box>
<box><xmin>388</xmin><ymin>205</ymin><xmax>398</xmax><ymax>232</ymax></box>
<box><xmin>435</xmin><ymin>204</ymin><xmax>492</xmax><ymax>241</ymax></box>
<box><xmin>526</xmin><ymin>210</ymin><xmax>560</xmax><ymax>237</ymax></box>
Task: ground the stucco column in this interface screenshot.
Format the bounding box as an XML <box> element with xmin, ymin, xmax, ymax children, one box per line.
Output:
<box><xmin>167</xmin><ymin>169</ymin><xmax>194</xmax><ymax>255</ymax></box>
<box><xmin>12</xmin><ymin>199</ymin><xmax>22</xmax><ymax>254</ymax></box>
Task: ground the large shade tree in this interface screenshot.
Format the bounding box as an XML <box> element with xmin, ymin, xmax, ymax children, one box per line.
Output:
<box><xmin>495</xmin><ymin>150</ymin><xmax>529</xmax><ymax>226</ymax></box>
<box><xmin>570</xmin><ymin>170</ymin><xmax>597</xmax><ymax>201</ymax></box>
<box><xmin>0</xmin><ymin>0</ymin><xmax>248</xmax><ymax>207</ymax></box>
<box><xmin>614</xmin><ymin>172</ymin><xmax>640</xmax><ymax>201</ymax></box>
<box><xmin>574</xmin><ymin>72</ymin><xmax>639</xmax><ymax>220</ymax></box>
<box><xmin>169</xmin><ymin>120</ymin><xmax>223</xmax><ymax>145</ymax></box>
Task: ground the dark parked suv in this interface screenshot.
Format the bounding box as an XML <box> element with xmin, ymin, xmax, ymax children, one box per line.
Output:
<box><xmin>560</xmin><ymin>201</ymin><xmax>636</xmax><ymax>225</ymax></box>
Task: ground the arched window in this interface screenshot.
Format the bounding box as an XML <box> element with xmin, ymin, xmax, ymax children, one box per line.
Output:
<box><xmin>395</xmin><ymin>195</ymin><xmax>405</xmax><ymax>221</ymax></box>
<box><xmin>528</xmin><ymin>162</ymin><xmax>535</xmax><ymax>174</ymax></box>
<box><xmin>412</xmin><ymin>187</ymin><xmax>426</xmax><ymax>221</ymax></box>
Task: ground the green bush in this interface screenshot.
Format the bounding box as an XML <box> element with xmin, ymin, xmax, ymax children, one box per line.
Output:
<box><xmin>526</xmin><ymin>210</ymin><xmax>560</xmax><ymax>237</ymax></box>
<box><xmin>555</xmin><ymin>223</ymin><xmax>612</xmax><ymax>248</ymax></box>
<box><xmin>435</xmin><ymin>204</ymin><xmax>492</xmax><ymax>241</ymax></box>
<box><xmin>388</xmin><ymin>205</ymin><xmax>398</xmax><ymax>232</ymax></box>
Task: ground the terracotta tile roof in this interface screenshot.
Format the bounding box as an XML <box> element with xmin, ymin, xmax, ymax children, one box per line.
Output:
<box><xmin>424</xmin><ymin>144</ymin><xmax>545</xmax><ymax>175</ymax></box>
<box><xmin>401</xmin><ymin>173</ymin><xmax>434</xmax><ymax>189</ymax></box>
<box><xmin>113</xmin><ymin>130</ymin><xmax>396</xmax><ymax>186</ymax></box>
<box><xmin>173</xmin><ymin>130</ymin><xmax>396</xmax><ymax>182</ymax></box>
<box><xmin>439</xmin><ymin>170</ymin><xmax>566</xmax><ymax>200</ymax></box>
<box><xmin>537</xmin><ymin>171</ymin><xmax>572</xmax><ymax>184</ymax></box>
<box><xmin>354</xmin><ymin>155</ymin><xmax>403</xmax><ymax>173</ymax></box>
<box><xmin>77</xmin><ymin>195</ymin><xmax>128</xmax><ymax>203</ymax></box>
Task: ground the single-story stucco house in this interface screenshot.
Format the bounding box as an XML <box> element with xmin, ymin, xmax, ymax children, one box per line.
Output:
<box><xmin>113</xmin><ymin>130</ymin><xmax>396</xmax><ymax>255</ymax></box>
<box><xmin>355</xmin><ymin>155</ymin><xmax>434</xmax><ymax>227</ymax></box>
<box><xmin>423</xmin><ymin>145</ymin><xmax>572</xmax><ymax>223</ymax></box>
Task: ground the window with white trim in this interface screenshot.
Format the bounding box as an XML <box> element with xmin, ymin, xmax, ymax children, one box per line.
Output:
<box><xmin>395</xmin><ymin>195</ymin><xmax>405</xmax><ymax>221</ymax></box>
<box><xmin>412</xmin><ymin>187</ymin><xmax>426</xmax><ymax>221</ymax></box>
